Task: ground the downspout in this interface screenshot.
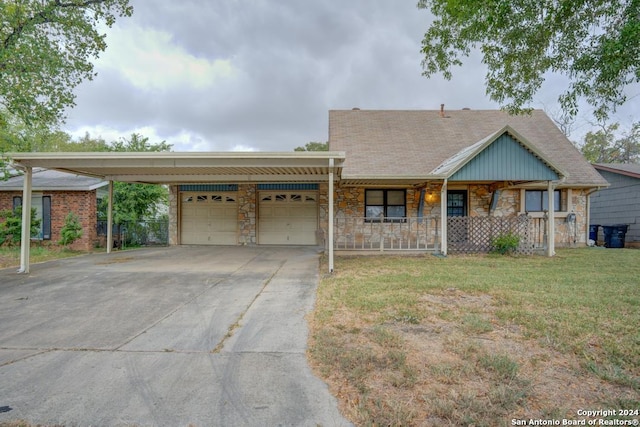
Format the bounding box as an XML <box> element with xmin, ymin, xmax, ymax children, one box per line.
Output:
<box><xmin>328</xmin><ymin>158</ymin><xmax>335</xmax><ymax>273</ymax></box>
<box><xmin>18</xmin><ymin>166</ymin><xmax>32</xmax><ymax>273</ymax></box>
<box><xmin>107</xmin><ymin>181</ymin><xmax>114</xmax><ymax>254</ymax></box>
<box><xmin>440</xmin><ymin>179</ymin><xmax>448</xmax><ymax>255</ymax></box>
<box><xmin>585</xmin><ymin>187</ymin><xmax>602</xmax><ymax>245</ymax></box>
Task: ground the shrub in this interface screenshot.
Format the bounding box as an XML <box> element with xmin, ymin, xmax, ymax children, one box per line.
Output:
<box><xmin>59</xmin><ymin>212</ymin><xmax>83</xmax><ymax>247</ymax></box>
<box><xmin>490</xmin><ymin>232</ymin><xmax>520</xmax><ymax>255</ymax></box>
<box><xmin>0</xmin><ymin>207</ymin><xmax>41</xmax><ymax>246</ymax></box>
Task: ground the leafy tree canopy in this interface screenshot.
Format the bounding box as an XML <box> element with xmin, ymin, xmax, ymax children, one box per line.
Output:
<box><xmin>578</xmin><ymin>122</ymin><xmax>640</xmax><ymax>163</ymax></box>
<box><xmin>99</xmin><ymin>133</ymin><xmax>173</xmax><ymax>224</ymax></box>
<box><xmin>294</xmin><ymin>141</ymin><xmax>329</xmax><ymax>152</ymax></box>
<box><xmin>418</xmin><ymin>0</ymin><xmax>640</xmax><ymax>120</ymax></box>
<box><xmin>0</xmin><ymin>0</ymin><xmax>133</xmax><ymax>128</ymax></box>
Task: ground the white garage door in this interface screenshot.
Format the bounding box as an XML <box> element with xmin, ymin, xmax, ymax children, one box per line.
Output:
<box><xmin>258</xmin><ymin>192</ymin><xmax>318</xmax><ymax>245</ymax></box>
<box><xmin>181</xmin><ymin>193</ymin><xmax>237</xmax><ymax>245</ymax></box>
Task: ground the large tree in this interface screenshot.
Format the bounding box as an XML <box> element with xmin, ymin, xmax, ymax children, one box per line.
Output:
<box><xmin>579</xmin><ymin>122</ymin><xmax>640</xmax><ymax>163</ymax></box>
<box><xmin>418</xmin><ymin>0</ymin><xmax>640</xmax><ymax>120</ymax></box>
<box><xmin>0</xmin><ymin>0</ymin><xmax>132</xmax><ymax>128</ymax></box>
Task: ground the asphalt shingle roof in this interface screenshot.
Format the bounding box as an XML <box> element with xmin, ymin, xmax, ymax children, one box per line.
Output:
<box><xmin>329</xmin><ymin>109</ymin><xmax>608</xmax><ymax>187</ymax></box>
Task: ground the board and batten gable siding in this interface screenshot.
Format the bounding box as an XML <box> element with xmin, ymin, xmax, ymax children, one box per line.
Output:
<box><xmin>449</xmin><ymin>134</ymin><xmax>560</xmax><ymax>182</ymax></box>
<box><xmin>590</xmin><ymin>169</ymin><xmax>640</xmax><ymax>246</ymax></box>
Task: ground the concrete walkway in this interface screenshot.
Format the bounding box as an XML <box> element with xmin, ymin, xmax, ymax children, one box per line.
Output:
<box><xmin>0</xmin><ymin>246</ymin><xmax>350</xmax><ymax>426</ymax></box>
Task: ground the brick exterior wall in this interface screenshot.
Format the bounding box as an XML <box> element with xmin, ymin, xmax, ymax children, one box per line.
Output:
<box><xmin>0</xmin><ymin>190</ymin><xmax>98</xmax><ymax>251</ymax></box>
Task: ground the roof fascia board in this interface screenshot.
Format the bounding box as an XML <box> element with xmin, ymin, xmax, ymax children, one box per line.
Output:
<box><xmin>9</xmin><ymin>151</ymin><xmax>346</xmax><ymax>161</ymax></box>
<box><xmin>105</xmin><ymin>174</ymin><xmax>332</xmax><ymax>183</ymax></box>
<box><xmin>593</xmin><ymin>164</ymin><xmax>640</xmax><ymax>179</ymax></box>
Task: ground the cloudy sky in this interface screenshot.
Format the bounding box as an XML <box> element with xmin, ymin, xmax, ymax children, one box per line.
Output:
<box><xmin>63</xmin><ymin>0</ymin><xmax>639</xmax><ymax>152</ymax></box>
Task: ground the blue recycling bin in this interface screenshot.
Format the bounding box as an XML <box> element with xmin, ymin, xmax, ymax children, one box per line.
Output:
<box><xmin>602</xmin><ymin>224</ymin><xmax>628</xmax><ymax>248</ymax></box>
<box><xmin>589</xmin><ymin>224</ymin><xmax>600</xmax><ymax>242</ymax></box>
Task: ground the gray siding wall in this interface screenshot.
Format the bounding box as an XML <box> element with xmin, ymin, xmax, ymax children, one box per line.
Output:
<box><xmin>590</xmin><ymin>169</ymin><xmax>640</xmax><ymax>244</ymax></box>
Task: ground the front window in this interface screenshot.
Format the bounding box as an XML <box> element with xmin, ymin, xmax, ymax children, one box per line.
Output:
<box><xmin>365</xmin><ymin>189</ymin><xmax>406</xmax><ymax>221</ymax></box>
<box><xmin>12</xmin><ymin>194</ymin><xmax>52</xmax><ymax>240</ymax></box>
<box><xmin>525</xmin><ymin>190</ymin><xmax>561</xmax><ymax>212</ymax></box>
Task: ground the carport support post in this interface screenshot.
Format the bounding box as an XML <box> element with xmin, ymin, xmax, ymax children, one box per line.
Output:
<box><xmin>107</xmin><ymin>180</ymin><xmax>114</xmax><ymax>254</ymax></box>
<box><xmin>328</xmin><ymin>158</ymin><xmax>334</xmax><ymax>273</ymax></box>
<box><xmin>547</xmin><ymin>180</ymin><xmax>555</xmax><ymax>257</ymax></box>
<box><xmin>18</xmin><ymin>166</ymin><xmax>33</xmax><ymax>274</ymax></box>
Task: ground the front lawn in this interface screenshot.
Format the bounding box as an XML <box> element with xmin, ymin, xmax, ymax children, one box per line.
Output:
<box><xmin>308</xmin><ymin>248</ymin><xmax>640</xmax><ymax>426</ymax></box>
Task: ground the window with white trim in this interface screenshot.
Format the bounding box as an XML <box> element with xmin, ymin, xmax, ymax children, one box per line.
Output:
<box><xmin>365</xmin><ymin>189</ymin><xmax>406</xmax><ymax>221</ymax></box>
<box><xmin>524</xmin><ymin>190</ymin><xmax>562</xmax><ymax>212</ymax></box>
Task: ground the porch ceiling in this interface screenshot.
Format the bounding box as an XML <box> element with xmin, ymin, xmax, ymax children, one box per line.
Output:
<box><xmin>8</xmin><ymin>152</ymin><xmax>345</xmax><ymax>184</ymax></box>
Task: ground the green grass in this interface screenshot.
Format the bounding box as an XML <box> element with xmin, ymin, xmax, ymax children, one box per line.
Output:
<box><xmin>321</xmin><ymin>248</ymin><xmax>640</xmax><ymax>376</ymax></box>
<box><xmin>0</xmin><ymin>245</ymin><xmax>86</xmax><ymax>269</ymax></box>
<box><xmin>310</xmin><ymin>248</ymin><xmax>640</xmax><ymax>425</ymax></box>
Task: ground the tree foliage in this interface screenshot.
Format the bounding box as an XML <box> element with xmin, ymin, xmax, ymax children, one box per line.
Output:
<box><xmin>579</xmin><ymin>122</ymin><xmax>640</xmax><ymax>163</ymax></box>
<box><xmin>98</xmin><ymin>133</ymin><xmax>172</xmax><ymax>224</ymax></box>
<box><xmin>294</xmin><ymin>141</ymin><xmax>329</xmax><ymax>152</ymax></box>
<box><xmin>418</xmin><ymin>0</ymin><xmax>640</xmax><ymax>120</ymax></box>
<box><xmin>0</xmin><ymin>0</ymin><xmax>133</xmax><ymax>128</ymax></box>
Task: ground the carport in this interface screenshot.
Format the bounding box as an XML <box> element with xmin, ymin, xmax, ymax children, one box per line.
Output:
<box><xmin>9</xmin><ymin>151</ymin><xmax>345</xmax><ymax>274</ymax></box>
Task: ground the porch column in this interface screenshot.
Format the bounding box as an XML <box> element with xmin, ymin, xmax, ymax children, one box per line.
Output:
<box><xmin>328</xmin><ymin>158</ymin><xmax>335</xmax><ymax>273</ymax></box>
<box><xmin>440</xmin><ymin>179</ymin><xmax>448</xmax><ymax>255</ymax></box>
<box><xmin>18</xmin><ymin>166</ymin><xmax>33</xmax><ymax>274</ymax></box>
<box><xmin>107</xmin><ymin>180</ymin><xmax>114</xmax><ymax>254</ymax></box>
<box><xmin>547</xmin><ymin>180</ymin><xmax>555</xmax><ymax>256</ymax></box>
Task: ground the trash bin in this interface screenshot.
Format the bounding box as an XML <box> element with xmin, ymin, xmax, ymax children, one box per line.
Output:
<box><xmin>602</xmin><ymin>224</ymin><xmax>628</xmax><ymax>248</ymax></box>
<box><xmin>589</xmin><ymin>224</ymin><xmax>600</xmax><ymax>242</ymax></box>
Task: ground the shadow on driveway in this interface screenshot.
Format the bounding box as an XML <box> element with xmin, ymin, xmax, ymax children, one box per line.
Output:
<box><xmin>0</xmin><ymin>246</ymin><xmax>350</xmax><ymax>426</ymax></box>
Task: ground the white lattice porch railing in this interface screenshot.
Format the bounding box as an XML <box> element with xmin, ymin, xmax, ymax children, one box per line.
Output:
<box><xmin>446</xmin><ymin>214</ymin><xmax>535</xmax><ymax>254</ymax></box>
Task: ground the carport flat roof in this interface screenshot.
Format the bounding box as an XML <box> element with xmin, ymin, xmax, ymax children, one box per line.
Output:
<box><xmin>9</xmin><ymin>151</ymin><xmax>345</xmax><ymax>184</ymax></box>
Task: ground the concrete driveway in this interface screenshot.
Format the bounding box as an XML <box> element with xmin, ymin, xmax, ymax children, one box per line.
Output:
<box><xmin>0</xmin><ymin>246</ymin><xmax>350</xmax><ymax>426</ymax></box>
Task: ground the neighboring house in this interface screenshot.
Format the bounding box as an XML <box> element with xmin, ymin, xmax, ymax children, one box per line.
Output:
<box><xmin>9</xmin><ymin>109</ymin><xmax>608</xmax><ymax>273</ymax></box>
<box><xmin>590</xmin><ymin>163</ymin><xmax>640</xmax><ymax>248</ymax></box>
<box><xmin>0</xmin><ymin>168</ymin><xmax>108</xmax><ymax>251</ymax></box>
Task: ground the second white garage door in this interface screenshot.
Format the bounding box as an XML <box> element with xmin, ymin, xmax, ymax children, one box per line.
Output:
<box><xmin>258</xmin><ymin>192</ymin><xmax>318</xmax><ymax>245</ymax></box>
<box><xmin>181</xmin><ymin>193</ymin><xmax>237</xmax><ymax>245</ymax></box>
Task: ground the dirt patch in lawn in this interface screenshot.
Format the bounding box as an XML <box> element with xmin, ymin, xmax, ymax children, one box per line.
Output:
<box><xmin>308</xmin><ymin>287</ymin><xmax>639</xmax><ymax>426</ymax></box>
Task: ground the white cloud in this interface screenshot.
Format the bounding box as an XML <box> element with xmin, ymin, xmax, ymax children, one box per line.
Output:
<box><xmin>97</xmin><ymin>25</ymin><xmax>237</xmax><ymax>91</ymax></box>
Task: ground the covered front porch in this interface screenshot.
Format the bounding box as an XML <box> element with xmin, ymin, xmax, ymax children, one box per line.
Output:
<box><xmin>333</xmin><ymin>126</ymin><xmax>567</xmax><ymax>256</ymax></box>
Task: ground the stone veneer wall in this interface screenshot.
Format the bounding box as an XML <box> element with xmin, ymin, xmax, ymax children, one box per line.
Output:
<box><xmin>166</xmin><ymin>183</ymin><xmax>589</xmax><ymax>249</ymax></box>
<box><xmin>330</xmin><ymin>186</ymin><xmax>442</xmax><ymax>248</ymax></box>
<box><xmin>168</xmin><ymin>185</ymin><xmax>179</xmax><ymax>245</ymax></box>
<box><xmin>237</xmin><ymin>184</ymin><xmax>256</xmax><ymax>245</ymax></box>
<box><xmin>466</xmin><ymin>185</ymin><xmax>589</xmax><ymax>247</ymax></box>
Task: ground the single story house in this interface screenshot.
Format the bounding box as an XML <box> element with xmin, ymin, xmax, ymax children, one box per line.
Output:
<box><xmin>0</xmin><ymin>168</ymin><xmax>108</xmax><ymax>251</ymax></box>
<box><xmin>590</xmin><ymin>163</ymin><xmax>640</xmax><ymax>247</ymax></box>
<box><xmin>8</xmin><ymin>108</ymin><xmax>608</xmax><ymax>273</ymax></box>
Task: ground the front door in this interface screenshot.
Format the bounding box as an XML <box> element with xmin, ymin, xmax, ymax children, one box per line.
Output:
<box><xmin>447</xmin><ymin>190</ymin><xmax>467</xmax><ymax>217</ymax></box>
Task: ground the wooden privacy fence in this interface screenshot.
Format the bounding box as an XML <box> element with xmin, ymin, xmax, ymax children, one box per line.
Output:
<box><xmin>447</xmin><ymin>215</ymin><xmax>534</xmax><ymax>255</ymax></box>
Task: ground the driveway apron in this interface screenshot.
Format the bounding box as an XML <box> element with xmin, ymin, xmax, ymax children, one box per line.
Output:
<box><xmin>0</xmin><ymin>246</ymin><xmax>350</xmax><ymax>427</ymax></box>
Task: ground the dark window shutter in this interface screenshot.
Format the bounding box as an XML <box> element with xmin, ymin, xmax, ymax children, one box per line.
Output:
<box><xmin>42</xmin><ymin>196</ymin><xmax>52</xmax><ymax>240</ymax></box>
